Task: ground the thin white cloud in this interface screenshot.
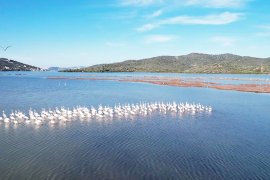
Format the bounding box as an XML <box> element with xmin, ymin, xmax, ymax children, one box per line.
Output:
<box><xmin>137</xmin><ymin>12</ymin><xmax>242</xmax><ymax>32</ymax></box>
<box><xmin>120</xmin><ymin>0</ymin><xmax>249</xmax><ymax>8</ymax></box>
<box><xmin>137</xmin><ymin>23</ymin><xmax>159</xmax><ymax>32</ymax></box>
<box><xmin>185</xmin><ymin>0</ymin><xmax>248</xmax><ymax>8</ymax></box>
<box><xmin>258</xmin><ymin>25</ymin><xmax>270</xmax><ymax>30</ymax></box>
<box><xmin>256</xmin><ymin>32</ymin><xmax>270</xmax><ymax>37</ymax></box>
<box><xmin>119</xmin><ymin>0</ymin><xmax>162</xmax><ymax>6</ymax></box>
<box><xmin>144</xmin><ymin>34</ymin><xmax>175</xmax><ymax>43</ymax></box>
<box><xmin>256</xmin><ymin>25</ymin><xmax>270</xmax><ymax>37</ymax></box>
<box><xmin>146</xmin><ymin>9</ymin><xmax>163</xmax><ymax>18</ymax></box>
<box><xmin>211</xmin><ymin>36</ymin><xmax>236</xmax><ymax>46</ymax></box>
<box><xmin>161</xmin><ymin>12</ymin><xmax>241</xmax><ymax>25</ymax></box>
<box><xmin>105</xmin><ymin>41</ymin><xmax>126</xmax><ymax>47</ymax></box>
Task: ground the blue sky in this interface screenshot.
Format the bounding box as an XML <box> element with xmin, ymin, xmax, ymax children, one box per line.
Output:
<box><xmin>0</xmin><ymin>0</ymin><xmax>270</xmax><ymax>68</ymax></box>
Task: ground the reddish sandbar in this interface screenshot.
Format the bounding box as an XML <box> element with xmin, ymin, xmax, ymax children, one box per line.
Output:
<box><xmin>48</xmin><ymin>76</ymin><xmax>270</xmax><ymax>93</ymax></box>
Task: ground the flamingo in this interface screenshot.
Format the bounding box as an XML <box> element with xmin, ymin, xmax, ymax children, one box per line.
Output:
<box><xmin>0</xmin><ymin>102</ymin><xmax>212</xmax><ymax>127</ymax></box>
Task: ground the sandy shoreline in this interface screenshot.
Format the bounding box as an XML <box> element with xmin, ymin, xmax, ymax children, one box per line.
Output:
<box><xmin>48</xmin><ymin>76</ymin><xmax>270</xmax><ymax>93</ymax></box>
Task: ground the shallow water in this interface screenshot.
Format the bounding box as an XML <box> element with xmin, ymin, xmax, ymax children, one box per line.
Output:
<box><xmin>0</xmin><ymin>72</ymin><xmax>270</xmax><ymax>179</ymax></box>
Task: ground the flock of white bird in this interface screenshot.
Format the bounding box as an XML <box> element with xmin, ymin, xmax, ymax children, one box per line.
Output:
<box><xmin>0</xmin><ymin>102</ymin><xmax>212</xmax><ymax>126</ymax></box>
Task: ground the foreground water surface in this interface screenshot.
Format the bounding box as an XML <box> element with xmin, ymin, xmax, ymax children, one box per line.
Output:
<box><xmin>0</xmin><ymin>72</ymin><xmax>270</xmax><ymax>179</ymax></box>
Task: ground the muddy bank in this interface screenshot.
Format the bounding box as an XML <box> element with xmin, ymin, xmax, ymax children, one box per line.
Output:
<box><xmin>48</xmin><ymin>76</ymin><xmax>270</xmax><ymax>93</ymax></box>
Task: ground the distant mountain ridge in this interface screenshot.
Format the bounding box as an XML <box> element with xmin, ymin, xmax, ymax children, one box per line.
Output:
<box><xmin>65</xmin><ymin>53</ymin><xmax>270</xmax><ymax>74</ymax></box>
<box><xmin>0</xmin><ymin>58</ymin><xmax>42</xmax><ymax>71</ymax></box>
<box><xmin>47</xmin><ymin>66</ymin><xmax>86</xmax><ymax>72</ymax></box>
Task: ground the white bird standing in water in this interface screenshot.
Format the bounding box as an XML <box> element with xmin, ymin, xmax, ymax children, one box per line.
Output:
<box><xmin>0</xmin><ymin>102</ymin><xmax>212</xmax><ymax>127</ymax></box>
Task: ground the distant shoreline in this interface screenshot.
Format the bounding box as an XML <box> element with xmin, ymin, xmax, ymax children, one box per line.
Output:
<box><xmin>1</xmin><ymin>70</ymin><xmax>269</xmax><ymax>75</ymax></box>
<box><xmin>61</xmin><ymin>70</ymin><xmax>270</xmax><ymax>75</ymax></box>
<box><xmin>48</xmin><ymin>76</ymin><xmax>270</xmax><ymax>94</ymax></box>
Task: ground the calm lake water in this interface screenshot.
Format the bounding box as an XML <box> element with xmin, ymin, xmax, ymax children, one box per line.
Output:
<box><xmin>0</xmin><ymin>72</ymin><xmax>270</xmax><ymax>179</ymax></box>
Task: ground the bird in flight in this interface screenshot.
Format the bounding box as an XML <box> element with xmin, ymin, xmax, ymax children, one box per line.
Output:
<box><xmin>0</xmin><ymin>46</ymin><xmax>12</xmax><ymax>51</ymax></box>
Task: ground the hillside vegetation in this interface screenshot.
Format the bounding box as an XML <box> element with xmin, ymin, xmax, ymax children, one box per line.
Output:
<box><xmin>65</xmin><ymin>53</ymin><xmax>270</xmax><ymax>74</ymax></box>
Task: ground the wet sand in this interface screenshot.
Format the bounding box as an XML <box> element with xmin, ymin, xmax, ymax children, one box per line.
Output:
<box><xmin>48</xmin><ymin>76</ymin><xmax>270</xmax><ymax>93</ymax></box>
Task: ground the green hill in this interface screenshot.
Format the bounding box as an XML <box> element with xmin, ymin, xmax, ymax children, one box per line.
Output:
<box><xmin>65</xmin><ymin>53</ymin><xmax>270</xmax><ymax>74</ymax></box>
<box><xmin>0</xmin><ymin>58</ymin><xmax>42</xmax><ymax>71</ymax></box>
